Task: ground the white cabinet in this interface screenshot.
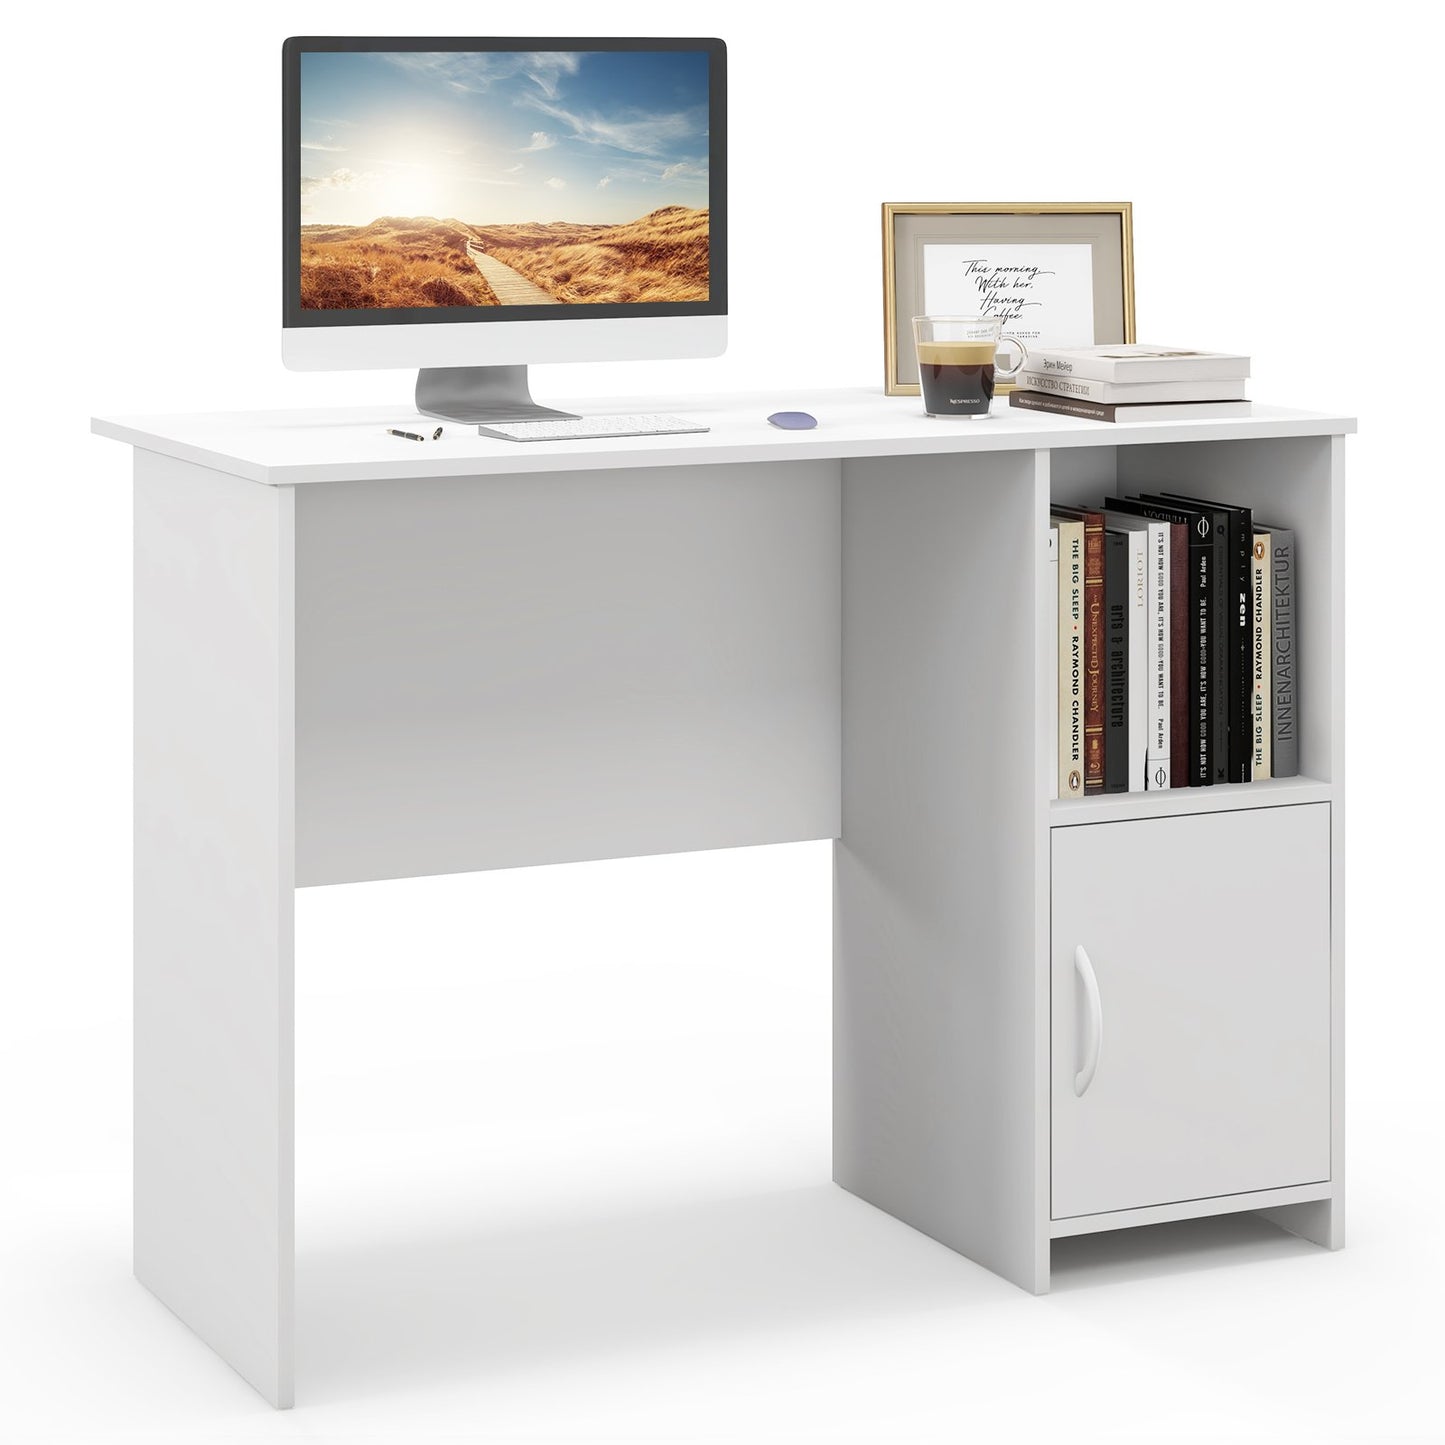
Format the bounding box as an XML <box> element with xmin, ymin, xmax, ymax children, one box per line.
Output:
<box><xmin>831</xmin><ymin>416</ymin><xmax>1347</xmax><ymax>1290</ymax></box>
<box><xmin>1050</xmin><ymin>805</ymin><xmax>1332</xmax><ymax>1220</ymax></box>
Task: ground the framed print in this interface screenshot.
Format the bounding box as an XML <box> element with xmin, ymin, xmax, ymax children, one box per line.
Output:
<box><xmin>882</xmin><ymin>202</ymin><xmax>1135</xmax><ymax>395</ymax></box>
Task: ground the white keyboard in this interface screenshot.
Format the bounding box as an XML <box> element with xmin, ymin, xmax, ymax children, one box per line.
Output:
<box><xmin>477</xmin><ymin>413</ymin><xmax>710</xmax><ymax>442</ymax></box>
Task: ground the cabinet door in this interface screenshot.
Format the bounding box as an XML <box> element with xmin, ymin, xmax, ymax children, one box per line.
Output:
<box><xmin>1051</xmin><ymin>804</ymin><xmax>1331</xmax><ymax>1220</ymax></box>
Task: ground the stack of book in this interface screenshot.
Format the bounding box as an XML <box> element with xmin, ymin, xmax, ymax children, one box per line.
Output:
<box><xmin>1010</xmin><ymin>345</ymin><xmax>1251</xmax><ymax>423</ymax></box>
<box><xmin>1049</xmin><ymin>492</ymin><xmax>1297</xmax><ymax>799</ymax></box>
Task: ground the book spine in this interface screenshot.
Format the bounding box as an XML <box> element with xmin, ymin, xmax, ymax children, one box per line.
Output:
<box><xmin>1252</xmin><ymin>532</ymin><xmax>1272</xmax><ymax>779</ymax></box>
<box><xmin>1192</xmin><ymin>527</ymin><xmax>1213</xmax><ymax>785</ymax></box>
<box><xmin>1027</xmin><ymin>351</ymin><xmax>1253</xmax><ymax>383</ymax></box>
<box><xmin>1169</xmin><ymin>522</ymin><xmax>1189</xmax><ymax>787</ymax></box>
<box><xmin>1056</xmin><ymin>519</ymin><xmax>1085</xmax><ymax>797</ymax></box>
<box><xmin>1104</xmin><ymin>531</ymin><xmax>1129</xmax><ymax>793</ymax></box>
<box><xmin>1109</xmin><ymin>498</ymin><xmax>1207</xmax><ymax>785</ymax></box>
<box><xmin>1270</xmin><ymin>529</ymin><xmax>1298</xmax><ymax>777</ymax></box>
<box><xmin>1221</xmin><ymin>506</ymin><xmax>1244</xmax><ymax>783</ymax></box>
<box><xmin>1048</xmin><ymin>525</ymin><xmax>1059</xmax><ymax>801</ymax></box>
<box><xmin>1163</xmin><ymin>496</ymin><xmax>1236</xmax><ymax>783</ymax></box>
<box><xmin>1161</xmin><ymin>494</ymin><xmax>1257</xmax><ymax>784</ymax></box>
<box><xmin>1128</xmin><ymin>526</ymin><xmax>1148</xmax><ymax>792</ymax></box>
<box><xmin>1147</xmin><ymin>520</ymin><xmax>1170</xmax><ymax>789</ymax></box>
<box><xmin>1232</xmin><ymin>506</ymin><xmax>1254</xmax><ymax>784</ymax></box>
<box><xmin>1009</xmin><ymin>392</ymin><xmax>1250</xmax><ymax>423</ymax></box>
<box><xmin>1016</xmin><ymin>372</ymin><xmax>1246</xmax><ymax>404</ymax></box>
<box><xmin>1009</xmin><ymin>391</ymin><xmax>1115</xmax><ymax>422</ymax></box>
<box><xmin>1018</xmin><ymin>372</ymin><xmax>1115</xmax><ymax>400</ymax></box>
<box><xmin>1081</xmin><ymin>513</ymin><xmax>1106</xmax><ymax>793</ymax></box>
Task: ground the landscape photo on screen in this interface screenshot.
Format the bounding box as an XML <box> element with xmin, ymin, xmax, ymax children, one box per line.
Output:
<box><xmin>298</xmin><ymin>48</ymin><xmax>711</xmax><ymax>309</ymax></box>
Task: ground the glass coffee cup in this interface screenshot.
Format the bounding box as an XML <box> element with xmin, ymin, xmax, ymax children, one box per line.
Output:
<box><xmin>913</xmin><ymin>316</ymin><xmax>1028</xmax><ymax>418</ymax></box>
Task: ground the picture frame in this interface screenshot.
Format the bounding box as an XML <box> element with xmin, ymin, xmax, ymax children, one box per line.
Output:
<box><xmin>882</xmin><ymin>202</ymin><xmax>1136</xmax><ymax>396</ymax></box>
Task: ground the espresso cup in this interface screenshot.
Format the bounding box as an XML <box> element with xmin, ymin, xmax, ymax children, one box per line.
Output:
<box><xmin>913</xmin><ymin>316</ymin><xmax>1027</xmax><ymax>418</ymax></box>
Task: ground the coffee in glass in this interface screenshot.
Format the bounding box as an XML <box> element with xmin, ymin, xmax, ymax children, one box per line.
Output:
<box><xmin>912</xmin><ymin>316</ymin><xmax>1027</xmax><ymax>418</ymax></box>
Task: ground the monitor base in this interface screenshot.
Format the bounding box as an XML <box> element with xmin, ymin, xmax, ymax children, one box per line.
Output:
<box><xmin>415</xmin><ymin>366</ymin><xmax>581</xmax><ymax>425</ymax></box>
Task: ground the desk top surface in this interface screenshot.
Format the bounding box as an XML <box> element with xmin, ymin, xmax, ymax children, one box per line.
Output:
<box><xmin>92</xmin><ymin>388</ymin><xmax>1356</xmax><ymax>487</ymax></box>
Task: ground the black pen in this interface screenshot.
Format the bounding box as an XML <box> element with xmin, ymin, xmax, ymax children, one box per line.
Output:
<box><xmin>386</xmin><ymin>427</ymin><xmax>426</xmax><ymax>441</ymax></box>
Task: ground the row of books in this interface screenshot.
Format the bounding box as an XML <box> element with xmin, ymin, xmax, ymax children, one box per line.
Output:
<box><xmin>1048</xmin><ymin>491</ymin><xmax>1298</xmax><ymax>799</ymax></box>
<box><xmin>1009</xmin><ymin>344</ymin><xmax>1251</xmax><ymax>424</ymax></box>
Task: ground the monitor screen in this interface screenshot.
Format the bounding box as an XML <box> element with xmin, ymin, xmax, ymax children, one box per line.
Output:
<box><xmin>282</xmin><ymin>38</ymin><xmax>726</xmax><ymax>329</ymax></box>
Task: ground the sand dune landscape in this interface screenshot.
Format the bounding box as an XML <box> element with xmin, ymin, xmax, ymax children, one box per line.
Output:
<box><xmin>300</xmin><ymin>218</ymin><xmax>496</xmax><ymax>309</ymax></box>
<box><xmin>471</xmin><ymin>206</ymin><xmax>709</xmax><ymax>304</ymax></box>
<box><xmin>300</xmin><ymin>207</ymin><xmax>709</xmax><ymax>309</ymax></box>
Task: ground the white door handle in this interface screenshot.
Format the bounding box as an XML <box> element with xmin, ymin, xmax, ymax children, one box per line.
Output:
<box><xmin>1074</xmin><ymin>944</ymin><xmax>1102</xmax><ymax>1096</ymax></box>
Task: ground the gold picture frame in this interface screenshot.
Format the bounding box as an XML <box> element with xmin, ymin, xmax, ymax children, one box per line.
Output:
<box><xmin>882</xmin><ymin>202</ymin><xmax>1136</xmax><ymax>396</ymax></box>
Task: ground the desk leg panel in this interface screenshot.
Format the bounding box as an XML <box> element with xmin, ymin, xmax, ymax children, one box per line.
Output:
<box><xmin>836</xmin><ymin>450</ymin><xmax>1045</xmax><ymax>1292</ymax></box>
<box><xmin>133</xmin><ymin>453</ymin><xmax>295</xmax><ymax>1407</ymax></box>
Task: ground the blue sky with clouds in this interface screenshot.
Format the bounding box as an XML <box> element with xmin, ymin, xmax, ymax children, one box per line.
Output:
<box><xmin>300</xmin><ymin>48</ymin><xmax>710</xmax><ymax>227</ymax></box>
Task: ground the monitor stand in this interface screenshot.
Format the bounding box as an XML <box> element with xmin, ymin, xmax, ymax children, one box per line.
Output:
<box><xmin>415</xmin><ymin>366</ymin><xmax>581</xmax><ymax>425</ymax></box>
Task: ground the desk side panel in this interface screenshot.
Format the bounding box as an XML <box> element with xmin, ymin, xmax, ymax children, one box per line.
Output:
<box><xmin>295</xmin><ymin>462</ymin><xmax>841</xmax><ymax>884</ymax></box>
<box><xmin>836</xmin><ymin>450</ymin><xmax>1044</xmax><ymax>1291</ymax></box>
<box><xmin>133</xmin><ymin>452</ymin><xmax>295</xmax><ymax>1406</ymax></box>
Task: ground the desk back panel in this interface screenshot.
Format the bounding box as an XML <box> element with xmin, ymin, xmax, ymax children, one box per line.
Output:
<box><xmin>294</xmin><ymin>461</ymin><xmax>842</xmax><ymax>886</ymax></box>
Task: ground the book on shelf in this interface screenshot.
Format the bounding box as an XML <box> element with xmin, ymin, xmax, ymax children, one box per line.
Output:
<box><xmin>1025</xmin><ymin>344</ymin><xmax>1252</xmax><ymax>384</ymax></box>
<box><xmin>1251</xmin><ymin>531</ymin><xmax>1272</xmax><ymax>780</ymax></box>
<box><xmin>1009</xmin><ymin>392</ymin><xmax>1254</xmax><ymax>424</ymax></box>
<box><xmin>1140</xmin><ymin>494</ymin><xmax>1230</xmax><ymax>785</ymax></box>
<box><xmin>1128</xmin><ymin>512</ymin><xmax>1192</xmax><ymax>789</ymax></box>
<box><xmin>1228</xmin><ymin>502</ymin><xmax>1256</xmax><ymax>784</ymax></box>
<box><xmin>1258</xmin><ymin>524</ymin><xmax>1299</xmax><ymax>777</ymax></box>
<box><xmin>1110</xmin><ymin>497</ymin><xmax>1211</xmax><ymax>786</ymax></box>
<box><xmin>1016</xmin><ymin>371</ymin><xmax>1247</xmax><ymax>404</ymax></box>
<box><xmin>1103</xmin><ymin>510</ymin><xmax>1167</xmax><ymax>789</ymax></box>
<box><xmin>1052</xmin><ymin>506</ymin><xmax>1106</xmax><ymax>792</ymax></box>
<box><xmin>1165</xmin><ymin>519</ymin><xmax>1189</xmax><ymax>787</ymax></box>
<box><xmin>1103</xmin><ymin>525</ymin><xmax>1148</xmax><ymax>792</ymax></box>
<box><xmin>1054</xmin><ymin>516</ymin><xmax>1085</xmax><ymax>798</ymax></box>
<box><xmin>1164</xmin><ymin>492</ymin><xmax>1254</xmax><ymax>785</ymax></box>
<box><xmin>1127</xmin><ymin>525</ymin><xmax>1148</xmax><ymax>792</ymax></box>
<box><xmin>1048</xmin><ymin>524</ymin><xmax>1059</xmax><ymax>801</ymax></box>
<box><xmin>1050</xmin><ymin>492</ymin><xmax>1302</xmax><ymax>802</ymax></box>
<box><xmin>1103</xmin><ymin>529</ymin><xmax>1130</xmax><ymax>793</ymax></box>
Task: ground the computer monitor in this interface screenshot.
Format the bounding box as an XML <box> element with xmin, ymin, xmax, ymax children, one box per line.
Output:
<box><xmin>282</xmin><ymin>36</ymin><xmax>726</xmax><ymax>422</ymax></box>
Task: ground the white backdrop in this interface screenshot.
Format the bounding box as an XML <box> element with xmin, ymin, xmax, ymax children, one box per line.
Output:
<box><xmin>4</xmin><ymin>2</ymin><xmax>1442</xmax><ymax>1440</ymax></box>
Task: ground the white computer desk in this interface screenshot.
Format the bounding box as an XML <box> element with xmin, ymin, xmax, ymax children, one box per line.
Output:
<box><xmin>92</xmin><ymin>390</ymin><xmax>1353</xmax><ymax>1406</ymax></box>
